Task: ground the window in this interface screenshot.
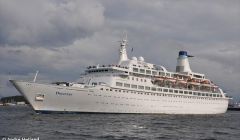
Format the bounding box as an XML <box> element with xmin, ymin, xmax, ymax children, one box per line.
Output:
<box><xmin>146</xmin><ymin>70</ymin><xmax>151</xmax><ymax>74</ymax></box>
<box><xmin>169</xmin><ymin>89</ymin><xmax>173</xmax><ymax>93</ymax></box>
<box><xmin>151</xmin><ymin>87</ymin><xmax>156</xmax><ymax>91</ymax></box>
<box><xmin>163</xmin><ymin>89</ymin><xmax>168</xmax><ymax>92</ymax></box>
<box><xmin>166</xmin><ymin>73</ymin><xmax>170</xmax><ymax>77</ymax></box>
<box><xmin>133</xmin><ymin>68</ymin><xmax>138</xmax><ymax>72</ymax></box>
<box><xmin>159</xmin><ymin>72</ymin><xmax>165</xmax><ymax>76</ymax></box>
<box><xmin>116</xmin><ymin>82</ymin><xmax>123</xmax><ymax>87</ymax></box>
<box><xmin>174</xmin><ymin>90</ymin><xmax>178</xmax><ymax>93</ymax></box>
<box><xmin>179</xmin><ymin>90</ymin><xmax>183</xmax><ymax>94</ymax></box>
<box><xmin>138</xmin><ymin>85</ymin><xmax>144</xmax><ymax>89</ymax></box>
<box><xmin>140</xmin><ymin>69</ymin><xmax>145</xmax><ymax>73</ymax></box>
<box><xmin>124</xmin><ymin>83</ymin><xmax>130</xmax><ymax>88</ymax></box>
<box><xmin>184</xmin><ymin>91</ymin><xmax>188</xmax><ymax>94</ymax></box>
<box><xmin>157</xmin><ymin>88</ymin><xmax>162</xmax><ymax>92</ymax></box>
<box><xmin>92</xmin><ymin>82</ymin><xmax>97</xmax><ymax>86</ymax></box>
<box><xmin>131</xmin><ymin>84</ymin><xmax>137</xmax><ymax>89</ymax></box>
<box><xmin>152</xmin><ymin>71</ymin><xmax>157</xmax><ymax>75</ymax></box>
<box><xmin>145</xmin><ymin>86</ymin><xmax>150</xmax><ymax>90</ymax></box>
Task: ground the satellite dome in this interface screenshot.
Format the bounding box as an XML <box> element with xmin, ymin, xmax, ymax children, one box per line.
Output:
<box><xmin>138</xmin><ymin>56</ymin><xmax>144</xmax><ymax>62</ymax></box>
<box><xmin>132</xmin><ymin>57</ymin><xmax>137</xmax><ymax>61</ymax></box>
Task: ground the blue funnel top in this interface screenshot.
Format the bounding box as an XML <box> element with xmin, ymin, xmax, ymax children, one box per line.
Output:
<box><xmin>179</xmin><ymin>51</ymin><xmax>194</xmax><ymax>57</ymax></box>
<box><xmin>179</xmin><ymin>51</ymin><xmax>188</xmax><ymax>56</ymax></box>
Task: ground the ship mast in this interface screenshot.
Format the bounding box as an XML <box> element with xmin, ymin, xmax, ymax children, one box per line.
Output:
<box><xmin>118</xmin><ymin>32</ymin><xmax>128</xmax><ymax>65</ymax></box>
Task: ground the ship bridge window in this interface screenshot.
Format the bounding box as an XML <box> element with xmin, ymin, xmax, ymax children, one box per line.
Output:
<box><xmin>174</xmin><ymin>90</ymin><xmax>178</xmax><ymax>93</ymax></box>
<box><xmin>179</xmin><ymin>90</ymin><xmax>183</xmax><ymax>94</ymax></box>
<box><xmin>116</xmin><ymin>82</ymin><xmax>123</xmax><ymax>87</ymax></box>
<box><xmin>145</xmin><ymin>86</ymin><xmax>150</xmax><ymax>90</ymax></box>
<box><xmin>184</xmin><ymin>91</ymin><xmax>188</xmax><ymax>94</ymax></box>
<box><xmin>131</xmin><ymin>84</ymin><xmax>137</xmax><ymax>89</ymax></box>
<box><xmin>124</xmin><ymin>83</ymin><xmax>130</xmax><ymax>88</ymax></box>
<box><xmin>146</xmin><ymin>70</ymin><xmax>151</xmax><ymax>74</ymax></box>
<box><xmin>133</xmin><ymin>68</ymin><xmax>138</xmax><ymax>72</ymax></box>
<box><xmin>169</xmin><ymin>89</ymin><xmax>173</xmax><ymax>93</ymax></box>
<box><xmin>140</xmin><ymin>69</ymin><xmax>145</xmax><ymax>73</ymax></box>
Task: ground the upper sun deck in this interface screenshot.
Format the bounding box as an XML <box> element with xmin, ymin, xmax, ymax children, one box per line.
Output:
<box><xmin>85</xmin><ymin>58</ymin><xmax>206</xmax><ymax>83</ymax></box>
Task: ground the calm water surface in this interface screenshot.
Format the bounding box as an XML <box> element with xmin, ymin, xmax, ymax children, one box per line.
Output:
<box><xmin>0</xmin><ymin>106</ymin><xmax>240</xmax><ymax>140</ymax></box>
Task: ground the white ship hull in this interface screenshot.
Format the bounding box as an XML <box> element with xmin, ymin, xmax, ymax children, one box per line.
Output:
<box><xmin>11</xmin><ymin>80</ymin><xmax>228</xmax><ymax>114</ymax></box>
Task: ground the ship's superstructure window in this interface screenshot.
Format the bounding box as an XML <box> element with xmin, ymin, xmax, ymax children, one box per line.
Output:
<box><xmin>124</xmin><ymin>83</ymin><xmax>130</xmax><ymax>88</ymax></box>
<box><xmin>140</xmin><ymin>69</ymin><xmax>145</xmax><ymax>73</ymax></box>
<box><xmin>152</xmin><ymin>71</ymin><xmax>157</xmax><ymax>75</ymax></box>
<box><xmin>146</xmin><ymin>70</ymin><xmax>151</xmax><ymax>74</ymax></box>
<box><xmin>163</xmin><ymin>89</ymin><xmax>168</xmax><ymax>92</ymax></box>
<box><xmin>157</xmin><ymin>88</ymin><xmax>162</xmax><ymax>92</ymax></box>
<box><xmin>133</xmin><ymin>68</ymin><xmax>138</xmax><ymax>72</ymax></box>
<box><xmin>138</xmin><ymin>85</ymin><xmax>144</xmax><ymax>89</ymax></box>
<box><xmin>131</xmin><ymin>84</ymin><xmax>137</xmax><ymax>89</ymax></box>
<box><xmin>145</xmin><ymin>86</ymin><xmax>150</xmax><ymax>90</ymax></box>
<box><xmin>116</xmin><ymin>82</ymin><xmax>123</xmax><ymax>87</ymax></box>
<box><xmin>159</xmin><ymin>72</ymin><xmax>165</xmax><ymax>76</ymax></box>
<box><xmin>151</xmin><ymin>87</ymin><xmax>156</xmax><ymax>91</ymax></box>
<box><xmin>166</xmin><ymin>73</ymin><xmax>170</xmax><ymax>77</ymax></box>
<box><xmin>92</xmin><ymin>82</ymin><xmax>97</xmax><ymax>86</ymax></box>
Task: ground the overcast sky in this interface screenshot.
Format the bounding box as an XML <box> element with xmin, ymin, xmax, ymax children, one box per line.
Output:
<box><xmin>0</xmin><ymin>0</ymin><xmax>239</xmax><ymax>99</ymax></box>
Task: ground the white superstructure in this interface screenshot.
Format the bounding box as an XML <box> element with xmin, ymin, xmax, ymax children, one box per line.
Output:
<box><xmin>10</xmin><ymin>35</ymin><xmax>229</xmax><ymax>114</ymax></box>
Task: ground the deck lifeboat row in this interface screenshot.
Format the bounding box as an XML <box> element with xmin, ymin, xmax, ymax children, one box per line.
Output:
<box><xmin>152</xmin><ymin>74</ymin><xmax>219</xmax><ymax>93</ymax></box>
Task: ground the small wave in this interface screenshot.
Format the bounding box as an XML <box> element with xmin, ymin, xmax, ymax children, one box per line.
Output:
<box><xmin>213</xmin><ymin>131</ymin><xmax>230</xmax><ymax>135</ymax></box>
<box><xmin>132</xmin><ymin>125</ymin><xmax>145</xmax><ymax>129</ymax></box>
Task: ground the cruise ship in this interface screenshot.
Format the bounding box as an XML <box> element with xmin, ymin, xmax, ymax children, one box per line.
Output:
<box><xmin>10</xmin><ymin>36</ymin><xmax>229</xmax><ymax>114</ymax></box>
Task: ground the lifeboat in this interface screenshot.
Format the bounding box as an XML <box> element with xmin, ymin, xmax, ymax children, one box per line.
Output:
<box><xmin>201</xmin><ymin>80</ymin><xmax>211</xmax><ymax>84</ymax></box>
<box><xmin>188</xmin><ymin>78</ymin><xmax>201</xmax><ymax>86</ymax></box>
<box><xmin>177</xmin><ymin>79</ymin><xmax>187</xmax><ymax>84</ymax></box>
<box><xmin>165</xmin><ymin>77</ymin><xmax>176</xmax><ymax>83</ymax></box>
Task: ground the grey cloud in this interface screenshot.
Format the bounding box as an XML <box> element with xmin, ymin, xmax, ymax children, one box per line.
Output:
<box><xmin>0</xmin><ymin>0</ymin><xmax>105</xmax><ymax>47</ymax></box>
